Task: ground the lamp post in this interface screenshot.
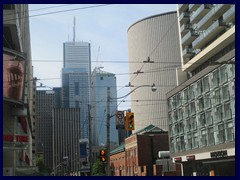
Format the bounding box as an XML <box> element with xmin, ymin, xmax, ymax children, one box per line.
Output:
<box><xmin>106</xmin><ymin>83</ymin><xmax>157</xmax><ymax>176</ymax></box>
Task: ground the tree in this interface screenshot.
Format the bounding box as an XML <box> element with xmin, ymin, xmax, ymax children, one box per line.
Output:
<box><xmin>92</xmin><ymin>159</ymin><xmax>105</xmax><ymax>176</ymax></box>
<box><xmin>36</xmin><ymin>158</ymin><xmax>51</xmax><ymax>175</ymax></box>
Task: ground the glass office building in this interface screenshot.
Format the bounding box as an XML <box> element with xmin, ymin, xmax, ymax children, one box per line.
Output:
<box><xmin>166</xmin><ymin>4</ymin><xmax>235</xmax><ymax>176</ymax></box>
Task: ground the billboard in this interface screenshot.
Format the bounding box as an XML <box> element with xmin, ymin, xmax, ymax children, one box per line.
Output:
<box><xmin>3</xmin><ymin>51</ymin><xmax>25</xmax><ymax>102</ymax></box>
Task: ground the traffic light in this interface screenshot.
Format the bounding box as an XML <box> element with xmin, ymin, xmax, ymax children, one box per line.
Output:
<box><xmin>126</xmin><ymin>112</ymin><xmax>134</xmax><ymax>130</ymax></box>
<box><xmin>99</xmin><ymin>149</ymin><xmax>106</xmax><ymax>162</ymax></box>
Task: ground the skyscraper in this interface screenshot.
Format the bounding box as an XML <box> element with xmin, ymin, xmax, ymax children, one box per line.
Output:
<box><xmin>62</xmin><ymin>41</ymin><xmax>91</xmax><ymax>139</ymax></box>
<box><xmin>91</xmin><ymin>67</ymin><xmax>118</xmax><ymax>147</ymax></box>
<box><xmin>36</xmin><ymin>90</ymin><xmax>55</xmax><ymax>169</ymax></box>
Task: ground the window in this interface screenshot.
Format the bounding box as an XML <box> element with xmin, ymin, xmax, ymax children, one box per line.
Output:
<box><xmin>74</xmin><ymin>82</ymin><xmax>79</xmax><ymax>95</ymax></box>
<box><xmin>212</xmin><ymin>69</ymin><xmax>219</xmax><ymax>88</ymax></box>
<box><xmin>196</xmin><ymin>80</ymin><xmax>202</xmax><ymax>96</ymax></box>
<box><xmin>220</xmin><ymin>65</ymin><xmax>228</xmax><ymax>84</ymax></box>
<box><xmin>186</xmin><ymin>118</ymin><xmax>191</xmax><ymax>131</ymax></box>
<box><xmin>197</xmin><ymin>97</ymin><xmax>204</xmax><ymax>112</ymax></box>
<box><xmin>183</xmin><ymin>88</ymin><xmax>188</xmax><ymax>104</ymax></box>
<box><xmin>218</xmin><ymin>124</ymin><xmax>225</xmax><ymax>143</ymax></box>
<box><xmin>176</xmin><ymin>93</ymin><xmax>182</xmax><ymax>107</ymax></box>
<box><xmin>170</xmin><ymin>138</ymin><xmax>175</xmax><ymax>153</ymax></box>
<box><xmin>193</xmin><ymin>132</ymin><xmax>199</xmax><ymax>148</ymax></box>
<box><xmin>215</xmin><ymin>105</ymin><xmax>223</xmax><ymax>122</ymax></box>
<box><xmin>214</xmin><ymin>89</ymin><xmax>221</xmax><ymax>105</ymax></box>
<box><xmin>204</xmin><ymin>93</ymin><xmax>211</xmax><ymax>109</ymax></box>
<box><xmin>189</xmin><ymin>84</ymin><xmax>195</xmax><ymax>100</ymax></box>
<box><xmin>100</xmin><ymin>77</ymin><xmax>103</xmax><ymax>80</ymax></box>
<box><xmin>187</xmin><ymin>134</ymin><xmax>192</xmax><ymax>150</ymax></box>
<box><xmin>202</xmin><ymin>76</ymin><xmax>210</xmax><ymax>93</ymax></box>
<box><xmin>190</xmin><ymin>116</ymin><xmax>197</xmax><ymax>130</ymax></box>
<box><xmin>226</xmin><ymin>122</ymin><xmax>234</xmax><ymax>141</ymax></box>
<box><xmin>224</xmin><ymin>102</ymin><xmax>232</xmax><ymax>120</ymax></box>
<box><xmin>176</xmin><ymin>137</ymin><xmax>180</xmax><ymax>152</ymax></box>
<box><xmin>183</xmin><ymin>104</ymin><xmax>189</xmax><ymax>118</ymax></box>
<box><xmin>222</xmin><ymin>84</ymin><xmax>230</xmax><ymax>101</ymax></box>
<box><xmin>177</xmin><ymin>108</ymin><xmax>183</xmax><ymax>121</ymax></box>
<box><xmin>180</xmin><ymin>136</ymin><xmax>185</xmax><ymax>151</ymax></box>
<box><xmin>201</xmin><ymin>129</ymin><xmax>207</xmax><ymax>147</ymax></box>
<box><xmin>208</xmin><ymin>127</ymin><xmax>215</xmax><ymax>145</ymax></box>
<box><xmin>190</xmin><ymin>101</ymin><xmax>196</xmax><ymax>115</ymax></box>
<box><xmin>198</xmin><ymin>113</ymin><xmax>206</xmax><ymax>128</ymax></box>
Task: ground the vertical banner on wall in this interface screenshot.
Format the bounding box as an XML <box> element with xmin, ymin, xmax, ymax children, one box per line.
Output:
<box><xmin>3</xmin><ymin>52</ymin><xmax>25</xmax><ymax>102</ymax></box>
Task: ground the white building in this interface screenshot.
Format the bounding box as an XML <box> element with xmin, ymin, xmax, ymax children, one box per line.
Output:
<box><xmin>127</xmin><ymin>11</ymin><xmax>181</xmax><ymax>132</ymax></box>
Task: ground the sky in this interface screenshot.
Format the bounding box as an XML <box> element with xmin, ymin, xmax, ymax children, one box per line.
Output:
<box><xmin>29</xmin><ymin>4</ymin><xmax>177</xmax><ymax>110</ymax></box>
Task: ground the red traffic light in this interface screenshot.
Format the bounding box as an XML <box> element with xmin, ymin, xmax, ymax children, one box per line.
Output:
<box><xmin>100</xmin><ymin>149</ymin><xmax>106</xmax><ymax>156</ymax></box>
<box><xmin>99</xmin><ymin>149</ymin><xmax>106</xmax><ymax>162</ymax></box>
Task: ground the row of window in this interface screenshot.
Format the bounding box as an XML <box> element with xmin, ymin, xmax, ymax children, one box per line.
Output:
<box><xmin>170</xmin><ymin>120</ymin><xmax>234</xmax><ymax>153</ymax></box>
<box><xmin>169</xmin><ymin>99</ymin><xmax>235</xmax><ymax>126</ymax></box>
<box><xmin>168</xmin><ymin>64</ymin><xmax>235</xmax><ymax>111</ymax></box>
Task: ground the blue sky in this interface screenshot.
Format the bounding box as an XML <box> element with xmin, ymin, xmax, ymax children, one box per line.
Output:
<box><xmin>29</xmin><ymin>4</ymin><xmax>177</xmax><ymax>110</ymax></box>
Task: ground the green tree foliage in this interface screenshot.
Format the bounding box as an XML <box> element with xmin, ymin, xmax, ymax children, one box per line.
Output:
<box><xmin>92</xmin><ymin>159</ymin><xmax>105</xmax><ymax>176</ymax></box>
<box><xmin>36</xmin><ymin>158</ymin><xmax>51</xmax><ymax>175</ymax></box>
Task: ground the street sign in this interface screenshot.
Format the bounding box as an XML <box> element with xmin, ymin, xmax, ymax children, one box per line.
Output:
<box><xmin>116</xmin><ymin>111</ymin><xmax>124</xmax><ymax>128</ymax></box>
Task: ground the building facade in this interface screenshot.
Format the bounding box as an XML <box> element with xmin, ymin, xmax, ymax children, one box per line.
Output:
<box><xmin>110</xmin><ymin>125</ymin><xmax>179</xmax><ymax>176</ymax></box>
<box><xmin>35</xmin><ymin>90</ymin><xmax>55</xmax><ymax>169</ymax></box>
<box><xmin>127</xmin><ymin>11</ymin><xmax>181</xmax><ymax>132</ymax></box>
<box><xmin>166</xmin><ymin>4</ymin><xmax>235</xmax><ymax>176</ymax></box>
<box><xmin>91</xmin><ymin>67</ymin><xmax>118</xmax><ymax>148</ymax></box>
<box><xmin>62</xmin><ymin>41</ymin><xmax>91</xmax><ymax>140</ymax></box>
<box><xmin>3</xmin><ymin>4</ymin><xmax>37</xmax><ymax>175</ymax></box>
<box><xmin>52</xmin><ymin>108</ymin><xmax>81</xmax><ymax>176</ymax></box>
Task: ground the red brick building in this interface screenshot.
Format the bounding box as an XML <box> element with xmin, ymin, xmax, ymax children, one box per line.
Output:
<box><xmin>110</xmin><ymin>125</ymin><xmax>181</xmax><ymax>176</ymax></box>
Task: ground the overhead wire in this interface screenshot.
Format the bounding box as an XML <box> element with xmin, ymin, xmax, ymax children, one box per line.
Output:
<box><xmin>3</xmin><ymin>4</ymin><xmax>114</xmax><ymax>22</ymax></box>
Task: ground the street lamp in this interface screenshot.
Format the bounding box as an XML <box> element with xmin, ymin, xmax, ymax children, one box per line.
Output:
<box><xmin>106</xmin><ymin>83</ymin><xmax>157</xmax><ymax>176</ymax></box>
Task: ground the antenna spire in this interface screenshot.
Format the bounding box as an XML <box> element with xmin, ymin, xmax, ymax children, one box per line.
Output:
<box><xmin>73</xmin><ymin>16</ymin><xmax>76</xmax><ymax>42</ymax></box>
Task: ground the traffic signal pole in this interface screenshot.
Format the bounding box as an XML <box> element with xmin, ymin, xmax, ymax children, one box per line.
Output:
<box><xmin>106</xmin><ymin>87</ymin><xmax>111</xmax><ymax>176</ymax></box>
<box><xmin>106</xmin><ymin>84</ymin><xmax>156</xmax><ymax>176</ymax></box>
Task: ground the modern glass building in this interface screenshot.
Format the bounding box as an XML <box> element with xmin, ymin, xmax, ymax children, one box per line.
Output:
<box><xmin>91</xmin><ymin>67</ymin><xmax>118</xmax><ymax>147</ymax></box>
<box><xmin>62</xmin><ymin>41</ymin><xmax>91</xmax><ymax>139</ymax></box>
<box><xmin>166</xmin><ymin>4</ymin><xmax>235</xmax><ymax>176</ymax></box>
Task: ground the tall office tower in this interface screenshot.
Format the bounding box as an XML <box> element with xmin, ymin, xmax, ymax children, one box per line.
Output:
<box><xmin>62</xmin><ymin>41</ymin><xmax>91</xmax><ymax>139</ymax></box>
<box><xmin>52</xmin><ymin>108</ymin><xmax>81</xmax><ymax>176</ymax></box>
<box><xmin>3</xmin><ymin>4</ymin><xmax>36</xmax><ymax>175</ymax></box>
<box><xmin>166</xmin><ymin>4</ymin><xmax>235</xmax><ymax>176</ymax></box>
<box><xmin>127</xmin><ymin>12</ymin><xmax>181</xmax><ymax>132</ymax></box>
<box><xmin>91</xmin><ymin>67</ymin><xmax>118</xmax><ymax>147</ymax></box>
<box><xmin>36</xmin><ymin>90</ymin><xmax>55</xmax><ymax>169</ymax></box>
<box><xmin>53</xmin><ymin>87</ymin><xmax>62</xmax><ymax>108</ymax></box>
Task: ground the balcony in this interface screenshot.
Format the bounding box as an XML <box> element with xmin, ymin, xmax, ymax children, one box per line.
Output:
<box><xmin>181</xmin><ymin>30</ymin><xmax>199</xmax><ymax>46</ymax></box>
<box><xmin>3</xmin><ymin>8</ymin><xmax>22</xmax><ymax>52</ymax></box>
<box><xmin>190</xmin><ymin>4</ymin><xmax>213</xmax><ymax>24</ymax></box>
<box><xmin>179</xmin><ymin>11</ymin><xmax>192</xmax><ymax>24</ymax></box>
<box><xmin>178</xmin><ymin>4</ymin><xmax>188</xmax><ymax>12</ymax></box>
<box><xmin>182</xmin><ymin>48</ymin><xmax>196</xmax><ymax>59</ymax></box>
<box><xmin>180</xmin><ymin>23</ymin><xmax>194</xmax><ymax>36</ymax></box>
<box><xmin>189</xmin><ymin>4</ymin><xmax>201</xmax><ymax>11</ymax></box>
<box><xmin>197</xmin><ymin>4</ymin><xmax>231</xmax><ymax>30</ymax></box>
<box><xmin>222</xmin><ymin>5</ymin><xmax>235</xmax><ymax>24</ymax></box>
<box><xmin>192</xmin><ymin>19</ymin><xmax>226</xmax><ymax>49</ymax></box>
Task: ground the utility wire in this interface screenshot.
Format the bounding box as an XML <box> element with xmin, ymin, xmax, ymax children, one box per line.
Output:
<box><xmin>3</xmin><ymin>4</ymin><xmax>114</xmax><ymax>22</ymax></box>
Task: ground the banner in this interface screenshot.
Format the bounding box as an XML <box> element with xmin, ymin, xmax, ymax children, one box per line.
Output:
<box><xmin>3</xmin><ymin>52</ymin><xmax>25</xmax><ymax>101</ymax></box>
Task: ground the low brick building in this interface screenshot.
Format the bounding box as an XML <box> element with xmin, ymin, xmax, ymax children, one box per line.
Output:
<box><xmin>110</xmin><ymin>124</ymin><xmax>181</xmax><ymax>176</ymax></box>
